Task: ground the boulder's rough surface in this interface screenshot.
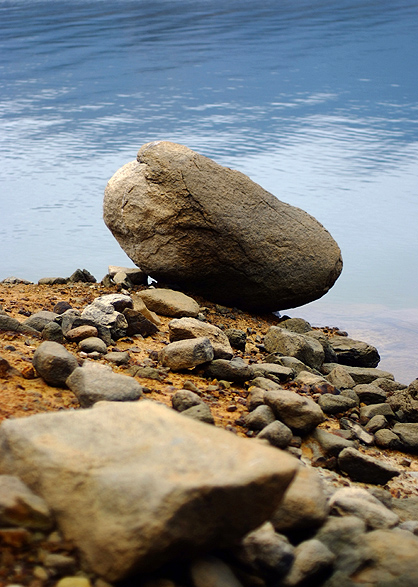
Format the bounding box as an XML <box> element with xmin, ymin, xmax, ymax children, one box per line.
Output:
<box><xmin>0</xmin><ymin>401</ymin><xmax>298</xmax><ymax>582</ymax></box>
<box><xmin>103</xmin><ymin>142</ymin><xmax>342</xmax><ymax>312</ymax></box>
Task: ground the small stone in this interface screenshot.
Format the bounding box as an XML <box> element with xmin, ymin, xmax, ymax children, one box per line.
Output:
<box><xmin>205</xmin><ymin>357</ymin><xmax>254</xmax><ymax>383</ymax></box>
<box><xmin>374</xmin><ymin>428</ymin><xmax>402</xmax><ymax>449</ymax></box>
<box><xmin>318</xmin><ymin>394</ymin><xmax>358</xmax><ymax>414</ymax></box>
<box><xmin>79</xmin><ymin>337</ymin><xmax>108</xmax><ymax>354</ymax></box>
<box><xmin>53</xmin><ymin>301</ymin><xmax>73</xmax><ymax>314</ymax></box>
<box><xmin>65</xmin><ymin>325</ymin><xmax>98</xmax><ymax>342</ymax></box>
<box><xmin>311</xmin><ymin>428</ymin><xmax>355</xmax><ymax>457</ymax></box>
<box><xmin>326</xmin><ymin>364</ymin><xmax>356</xmax><ymax>390</ymax></box>
<box><xmin>251</xmin><ymin>363</ymin><xmax>294</xmax><ymax>382</ymax></box>
<box><xmin>338</xmin><ymin>447</ymin><xmax>400</xmax><ymax>485</ymax></box>
<box><xmin>171</xmin><ymin>390</ymin><xmax>203</xmax><ymax>412</ymax></box>
<box><xmin>264</xmin><ymin>388</ymin><xmax>325</xmax><ymax>435</ymax></box>
<box><xmin>246</xmin><ymin>387</ymin><xmax>266</xmax><ymax>411</ymax></box>
<box><xmin>181</xmin><ymin>403</ymin><xmax>214</xmax><ymax>425</ymax></box>
<box><xmin>244</xmin><ymin>405</ymin><xmax>276</xmax><ymax>431</ymax></box>
<box><xmin>160</xmin><ymin>337</ymin><xmax>214</xmax><ymax>371</ymax></box>
<box><xmin>225</xmin><ymin>328</ymin><xmax>247</xmax><ymax>351</ymax></box>
<box><xmin>23</xmin><ymin>311</ymin><xmax>59</xmax><ymax>332</ymax></box>
<box><xmin>42</xmin><ymin>322</ymin><xmax>64</xmax><ymax>343</ymax></box>
<box><xmin>138</xmin><ymin>288</ymin><xmax>200</xmax><ymax>318</ymax></box>
<box><xmin>258</xmin><ymin>421</ymin><xmax>293</xmax><ymax>449</ymax></box>
<box><xmin>359</xmin><ymin>403</ymin><xmax>395</xmax><ymax>424</ymax></box>
<box><xmin>33</xmin><ymin>341</ymin><xmax>78</xmax><ymax>386</ymax></box>
<box><xmin>282</xmin><ymin>539</ymin><xmax>335</xmax><ymax>587</ymax></box>
<box><xmin>103</xmin><ymin>351</ymin><xmax>130</xmax><ymax>365</ymax></box>
<box><xmin>353</xmin><ymin>383</ymin><xmax>387</xmax><ymax>405</ymax></box>
<box><xmin>123</xmin><ymin>308</ymin><xmax>159</xmax><ymax>337</ymax></box>
<box><xmin>68</xmin><ymin>268</ymin><xmax>96</xmax><ymax>283</ymax></box>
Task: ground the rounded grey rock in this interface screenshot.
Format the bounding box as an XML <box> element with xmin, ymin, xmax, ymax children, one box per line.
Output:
<box><xmin>79</xmin><ymin>337</ymin><xmax>108</xmax><ymax>354</ymax></box>
<box><xmin>33</xmin><ymin>341</ymin><xmax>79</xmax><ymax>386</ymax></box>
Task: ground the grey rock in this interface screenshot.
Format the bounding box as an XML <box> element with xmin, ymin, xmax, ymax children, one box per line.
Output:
<box><xmin>244</xmin><ymin>405</ymin><xmax>276</xmax><ymax>431</ymax></box>
<box><xmin>205</xmin><ymin>357</ymin><xmax>253</xmax><ymax>383</ymax></box>
<box><xmin>329</xmin><ymin>487</ymin><xmax>399</xmax><ymax>530</ymax></box>
<box><xmin>294</xmin><ymin>370</ymin><xmax>329</xmax><ymax>387</ymax></box>
<box><xmin>387</xmin><ymin>389</ymin><xmax>418</xmax><ymax>423</ymax></box>
<box><xmin>264</xmin><ymin>388</ymin><xmax>325</xmax><ymax>434</ymax></box>
<box><xmin>246</xmin><ymin>387</ymin><xmax>266</xmax><ymax>411</ymax></box>
<box><xmin>321</xmin><ymin>364</ymin><xmax>394</xmax><ymax>385</ymax></box>
<box><xmin>224</xmin><ymin>328</ymin><xmax>247</xmax><ymax>352</ymax></box>
<box><xmin>353</xmin><ymin>383</ymin><xmax>387</xmax><ymax>405</ymax></box>
<box><xmin>160</xmin><ymin>337</ymin><xmax>214</xmax><ymax>371</ymax></box>
<box><xmin>0</xmin><ymin>314</ymin><xmax>40</xmax><ymax>336</ymax></box>
<box><xmin>42</xmin><ymin>322</ymin><xmax>64</xmax><ymax>343</ymax></box>
<box><xmin>374</xmin><ymin>377</ymin><xmax>407</xmax><ymax>392</ymax></box>
<box><xmin>392</xmin><ymin>423</ymin><xmax>418</xmax><ymax>452</ymax></box>
<box><xmin>338</xmin><ymin>447</ymin><xmax>400</xmax><ymax>485</ymax></box>
<box><xmin>38</xmin><ymin>276</ymin><xmax>68</xmax><ymax>285</ymax></box>
<box><xmin>171</xmin><ymin>390</ymin><xmax>203</xmax><ymax>412</ymax></box>
<box><xmin>235</xmin><ymin>522</ymin><xmax>294</xmax><ymax>580</ymax></box>
<box><xmin>103</xmin><ymin>351</ymin><xmax>130</xmax><ymax>365</ymax></box>
<box><xmin>340</xmin><ymin>389</ymin><xmax>360</xmax><ymax>406</ymax></box>
<box><xmin>265</xmin><ymin>355</ymin><xmax>320</xmax><ymax>376</ymax></box>
<box><xmin>33</xmin><ymin>341</ymin><xmax>78</xmax><ymax>386</ymax></box>
<box><xmin>271</xmin><ymin>466</ymin><xmax>329</xmax><ymax>533</ymax></box>
<box><xmin>23</xmin><ymin>310</ymin><xmax>59</xmax><ymax>332</ymax></box>
<box><xmin>311</xmin><ymin>428</ymin><xmax>355</xmax><ymax>456</ymax></box>
<box><xmin>181</xmin><ymin>403</ymin><xmax>214</xmax><ymax>425</ymax></box>
<box><xmin>0</xmin><ymin>401</ymin><xmax>298</xmax><ymax>581</ymax></box>
<box><xmin>0</xmin><ymin>475</ymin><xmax>52</xmax><ymax>530</ymax></box>
<box><xmin>391</xmin><ymin>496</ymin><xmax>418</xmax><ymax>522</ymax></box>
<box><xmin>112</xmin><ymin>271</ymin><xmax>134</xmax><ymax>289</ymax></box>
<box><xmin>168</xmin><ymin>317</ymin><xmax>233</xmax><ymax>359</ymax></box>
<box><xmin>1</xmin><ymin>276</ymin><xmax>33</xmax><ymax>284</ymax></box>
<box><xmin>326</xmin><ymin>365</ymin><xmax>356</xmax><ymax>390</ymax></box>
<box><xmin>282</xmin><ymin>539</ymin><xmax>335</xmax><ymax>587</ymax></box>
<box><xmin>365</xmin><ymin>414</ymin><xmax>388</xmax><ymax>433</ymax></box>
<box><xmin>81</xmin><ymin>298</ymin><xmax>129</xmax><ymax>340</ymax></box>
<box><xmin>250</xmin><ymin>376</ymin><xmax>284</xmax><ymax>392</ymax></box>
<box><xmin>78</xmin><ymin>337</ymin><xmax>108</xmax><ymax>354</ymax></box>
<box><xmin>359</xmin><ymin>402</ymin><xmax>395</xmax><ymax>423</ymax></box>
<box><xmin>137</xmin><ymin>288</ymin><xmax>200</xmax><ymax>318</ymax></box>
<box><xmin>103</xmin><ymin>141</ymin><xmax>342</xmax><ymax>312</ymax></box>
<box><xmin>264</xmin><ymin>327</ymin><xmax>325</xmax><ymax>370</ymax></box>
<box><xmin>279</xmin><ymin>318</ymin><xmax>312</xmax><ymax>333</ymax></box>
<box><xmin>251</xmin><ymin>363</ymin><xmax>294</xmax><ymax>382</ymax></box>
<box><xmin>258</xmin><ymin>421</ymin><xmax>293</xmax><ymax>449</ymax></box>
<box><xmin>66</xmin><ymin>362</ymin><xmax>143</xmax><ymax>407</ymax></box>
<box><xmin>318</xmin><ymin>394</ymin><xmax>357</xmax><ymax>414</ymax></box>
<box><xmin>339</xmin><ymin>418</ymin><xmax>375</xmax><ymax>446</ymax></box>
<box><xmin>399</xmin><ymin>521</ymin><xmax>418</xmax><ymax>535</ymax></box>
<box><xmin>306</xmin><ymin>330</ymin><xmax>338</xmax><ymax>363</ymax></box>
<box><xmin>190</xmin><ymin>556</ymin><xmax>243</xmax><ymax>587</ymax></box>
<box><xmin>375</xmin><ymin>428</ymin><xmax>402</xmax><ymax>449</ymax></box>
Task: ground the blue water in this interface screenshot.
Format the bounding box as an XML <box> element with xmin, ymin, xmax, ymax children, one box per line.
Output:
<box><xmin>1</xmin><ymin>0</ymin><xmax>417</xmax><ymax>382</ymax></box>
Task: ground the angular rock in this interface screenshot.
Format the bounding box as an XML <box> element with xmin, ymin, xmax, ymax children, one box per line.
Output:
<box><xmin>264</xmin><ymin>327</ymin><xmax>325</xmax><ymax>369</ymax></box>
<box><xmin>38</xmin><ymin>277</ymin><xmax>68</xmax><ymax>285</ymax></box>
<box><xmin>329</xmin><ymin>487</ymin><xmax>399</xmax><ymax>530</ymax></box>
<box><xmin>365</xmin><ymin>414</ymin><xmax>387</xmax><ymax>433</ymax></box>
<box><xmin>159</xmin><ymin>337</ymin><xmax>214</xmax><ymax>371</ymax></box>
<box><xmin>234</xmin><ymin>522</ymin><xmax>294</xmax><ymax>580</ymax></box>
<box><xmin>293</xmin><ymin>370</ymin><xmax>328</xmax><ymax>387</ymax></box>
<box><xmin>359</xmin><ymin>403</ymin><xmax>395</xmax><ymax>424</ymax></box>
<box><xmin>306</xmin><ymin>330</ymin><xmax>338</xmax><ymax>364</ymax></box>
<box><xmin>374</xmin><ymin>377</ymin><xmax>408</xmax><ymax>392</ymax></box>
<box><xmin>279</xmin><ymin>318</ymin><xmax>312</xmax><ymax>333</ymax></box>
<box><xmin>338</xmin><ymin>447</ymin><xmax>400</xmax><ymax>485</ymax></box>
<box><xmin>168</xmin><ymin>317</ymin><xmax>233</xmax><ymax>359</ymax></box>
<box><xmin>311</xmin><ymin>428</ymin><xmax>355</xmax><ymax>457</ymax></box>
<box><xmin>0</xmin><ymin>401</ymin><xmax>298</xmax><ymax>581</ymax></box>
<box><xmin>108</xmin><ymin>265</ymin><xmax>148</xmax><ymax>285</ymax></box>
<box><xmin>0</xmin><ymin>314</ymin><xmax>40</xmax><ymax>337</ymax></box>
<box><xmin>103</xmin><ymin>351</ymin><xmax>130</xmax><ymax>366</ymax></box>
<box><xmin>137</xmin><ymin>288</ymin><xmax>200</xmax><ymax>318</ymax></box>
<box><xmin>392</xmin><ymin>423</ymin><xmax>418</xmax><ymax>452</ymax></box>
<box><xmin>33</xmin><ymin>341</ymin><xmax>78</xmax><ymax>386</ymax></box>
<box><xmin>244</xmin><ymin>405</ymin><xmax>276</xmax><ymax>431</ymax></box>
<box><xmin>123</xmin><ymin>308</ymin><xmax>159</xmax><ymax>337</ymax></box>
<box><xmin>326</xmin><ymin>365</ymin><xmax>356</xmax><ymax>390</ymax></box>
<box><xmin>68</xmin><ymin>268</ymin><xmax>96</xmax><ymax>283</ymax></box>
<box><xmin>374</xmin><ymin>428</ymin><xmax>402</xmax><ymax>449</ymax></box>
<box><xmin>52</xmin><ymin>302</ymin><xmax>72</xmax><ymax>315</ymax></box>
<box><xmin>171</xmin><ymin>390</ymin><xmax>203</xmax><ymax>412</ymax></box>
<box><xmin>271</xmin><ymin>466</ymin><xmax>328</xmax><ymax>534</ymax></box>
<box><xmin>251</xmin><ymin>363</ymin><xmax>294</xmax><ymax>383</ymax></box>
<box><xmin>130</xmin><ymin>294</ymin><xmax>162</xmax><ymax>326</ymax></box>
<box><xmin>103</xmin><ymin>141</ymin><xmax>342</xmax><ymax>312</ymax></box>
<box><xmin>181</xmin><ymin>403</ymin><xmax>214</xmax><ymax>425</ymax></box>
<box><xmin>66</xmin><ymin>362</ymin><xmax>143</xmax><ymax>407</ymax></box>
<box><xmin>328</xmin><ymin>335</ymin><xmax>380</xmax><ymax>368</ymax></box>
<box><xmin>42</xmin><ymin>322</ymin><xmax>64</xmax><ymax>343</ymax></box>
<box><xmin>205</xmin><ymin>357</ymin><xmax>253</xmax><ymax>383</ymax></box>
<box><xmin>224</xmin><ymin>328</ymin><xmax>247</xmax><ymax>352</ymax></box>
<box><xmin>282</xmin><ymin>539</ymin><xmax>335</xmax><ymax>587</ymax></box>
<box><xmin>353</xmin><ymin>383</ymin><xmax>387</xmax><ymax>405</ymax></box>
<box><xmin>318</xmin><ymin>394</ymin><xmax>357</xmax><ymax>415</ymax></box>
<box><xmin>387</xmin><ymin>389</ymin><xmax>418</xmax><ymax>423</ymax></box>
<box><xmin>266</xmin><ymin>355</ymin><xmax>320</xmax><ymax>377</ymax></box>
<box><xmin>257</xmin><ymin>421</ymin><xmax>293</xmax><ymax>449</ymax></box>
<box><xmin>81</xmin><ymin>297</ymin><xmax>129</xmax><ymax>340</ymax></box>
<box><xmin>247</xmin><ymin>387</ymin><xmax>266</xmax><ymax>411</ymax></box>
<box><xmin>264</xmin><ymin>389</ymin><xmax>325</xmax><ymax>434</ymax></box>
<box><xmin>0</xmin><ymin>475</ymin><xmax>52</xmax><ymax>530</ymax></box>
<box><xmin>321</xmin><ymin>364</ymin><xmax>394</xmax><ymax>385</ymax></box>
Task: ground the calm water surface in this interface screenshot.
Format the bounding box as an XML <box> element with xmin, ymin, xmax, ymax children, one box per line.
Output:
<box><xmin>1</xmin><ymin>0</ymin><xmax>417</xmax><ymax>381</ymax></box>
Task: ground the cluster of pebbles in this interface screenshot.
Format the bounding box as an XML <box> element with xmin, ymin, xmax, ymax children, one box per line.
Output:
<box><xmin>0</xmin><ymin>268</ymin><xmax>418</xmax><ymax>587</ymax></box>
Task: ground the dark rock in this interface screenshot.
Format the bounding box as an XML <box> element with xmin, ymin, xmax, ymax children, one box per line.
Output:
<box><xmin>326</xmin><ymin>365</ymin><xmax>356</xmax><ymax>389</ymax></box>
<box><xmin>103</xmin><ymin>351</ymin><xmax>130</xmax><ymax>365</ymax></box>
<box><xmin>23</xmin><ymin>311</ymin><xmax>59</xmax><ymax>332</ymax></box>
<box><xmin>68</xmin><ymin>268</ymin><xmax>96</xmax><ymax>283</ymax></box>
<box><xmin>338</xmin><ymin>447</ymin><xmax>400</xmax><ymax>485</ymax></box>
<box><xmin>374</xmin><ymin>428</ymin><xmax>402</xmax><ymax>449</ymax></box>
<box><xmin>181</xmin><ymin>403</ymin><xmax>215</xmax><ymax>424</ymax></box>
<box><xmin>359</xmin><ymin>403</ymin><xmax>396</xmax><ymax>424</ymax></box>
<box><xmin>160</xmin><ymin>337</ymin><xmax>214</xmax><ymax>371</ymax></box>
<box><xmin>311</xmin><ymin>428</ymin><xmax>355</xmax><ymax>456</ymax></box>
<box><xmin>328</xmin><ymin>335</ymin><xmax>380</xmax><ymax>368</ymax></box>
<box><xmin>225</xmin><ymin>328</ymin><xmax>247</xmax><ymax>351</ymax></box>
<box><xmin>103</xmin><ymin>141</ymin><xmax>342</xmax><ymax>312</ymax></box>
<box><xmin>171</xmin><ymin>390</ymin><xmax>203</xmax><ymax>412</ymax></box>
<box><xmin>264</xmin><ymin>327</ymin><xmax>324</xmax><ymax>369</ymax></box>
<box><xmin>123</xmin><ymin>308</ymin><xmax>159</xmax><ymax>337</ymax></box>
<box><xmin>32</xmin><ymin>341</ymin><xmax>78</xmax><ymax>386</ymax></box>
<box><xmin>353</xmin><ymin>383</ymin><xmax>387</xmax><ymax>405</ymax></box>
<box><xmin>339</xmin><ymin>418</ymin><xmax>375</xmax><ymax>446</ymax></box>
<box><xmin>78</xmin><ymin>337</ymin><xmax>107</xmax><ymax>354</ymax></box>
<box><xmin>42</xmin><ymin>322</ymin><xmax>64</xmax><ymax>343</ymax></box>
<box><xmin>38</xmin><ymin>277</ymin><xmax>68</xmax><ymax>285</ymax></box>
<box><xmin>392</xmin><ymin>423</ymin><xmax>418</xmax><ymax>452</ymax></box>
<box><xmin>205</xmin><ymin>357</ymin><xmax>254</xmax><ymax>383</ymax></box>
<box><xmin>168</xmin><ymin>317</ymin><xmax>233</xmax><ymax>359</ymax></box>
<box><xmin>264</xmin><ymin>388</ymin><xmax>325</xmax><ymax>435</ymax></box>
<box><xmin>244</xmin><ymin>405</ymin><xmax>276</xmax><ymax>431</ymax></box>
<box><xmin>279</xmin><ymin>318</ymin><xmax>312</xmax><ymax>333</ymax></box>
<box><xmin>0</xmin><ymin>314</ymin><xmax>40</xmax><ymax>337</ymax></box>
<box><xmin>53</xmin><ymin>301</ymin><xmax>72</xmax><ymax>314</ymax></box>
<box><xmin>321</xmin><ymin>364</ymin><xmax>394</xmax><ymax>385</ymax></box>
<box><xmin>251</xmin><ymin>363</ymin><xmax>294</xmax><ymax>382</ymax></box>
<box><xmin>318</xmin><ymin>394</ymin><xmax>358</xmax><ymax>414</ymax></box>
<box><xmin>365</xmin><ymin>414</ymin><xmax>388</xmax><ymax>433</ymax></box>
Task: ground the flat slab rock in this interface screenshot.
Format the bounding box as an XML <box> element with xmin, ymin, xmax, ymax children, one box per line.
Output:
<box><xmin>0</xmin><ymin>401</ymin><xmax>298</xmax><ymax>582</ymax></box>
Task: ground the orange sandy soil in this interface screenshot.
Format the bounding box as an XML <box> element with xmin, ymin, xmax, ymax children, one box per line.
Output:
<box><xmin>1</xmin><ymin>281</ymin><xmax>418</xmax><ymax>586</ymax></box>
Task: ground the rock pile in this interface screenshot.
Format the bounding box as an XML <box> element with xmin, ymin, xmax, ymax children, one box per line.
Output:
<box><xmin>1</xmin><ymin>275</ymin><xmax>418</xmax><ymax>586</ymax></box>
<box><xmin>103</xmin><ymin>142</ymin><xmax>343</xmax><ymax>312</ymax></box>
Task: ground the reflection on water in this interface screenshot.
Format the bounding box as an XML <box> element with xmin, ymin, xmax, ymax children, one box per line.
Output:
<box><xmin>0</xmin><ymin>0</ymin><xmax>417</xmax><ymax>381</ymax></box>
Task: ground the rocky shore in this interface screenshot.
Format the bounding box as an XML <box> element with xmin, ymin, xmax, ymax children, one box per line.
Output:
<box><xmin>1</xmin><ymin>268</ymin><xmax>418</xmax><ymax>587</ymax></box>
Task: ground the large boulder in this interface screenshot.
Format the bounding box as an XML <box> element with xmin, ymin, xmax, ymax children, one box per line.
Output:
<box><xmin>0</xmin><ymin>401</ymin><xmax>298</xmax><ymax>582</ymax></box>
<box><xmin>103</xmin><ymin>142</ymin><xmax>342</xmax><ymax>312</ymax></box>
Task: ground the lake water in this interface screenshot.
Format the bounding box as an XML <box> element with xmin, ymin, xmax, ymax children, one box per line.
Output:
<box><xmin>1</xmin><ymin>0</ymin><xmax>417</xmax><ymax>382</ymax></box>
